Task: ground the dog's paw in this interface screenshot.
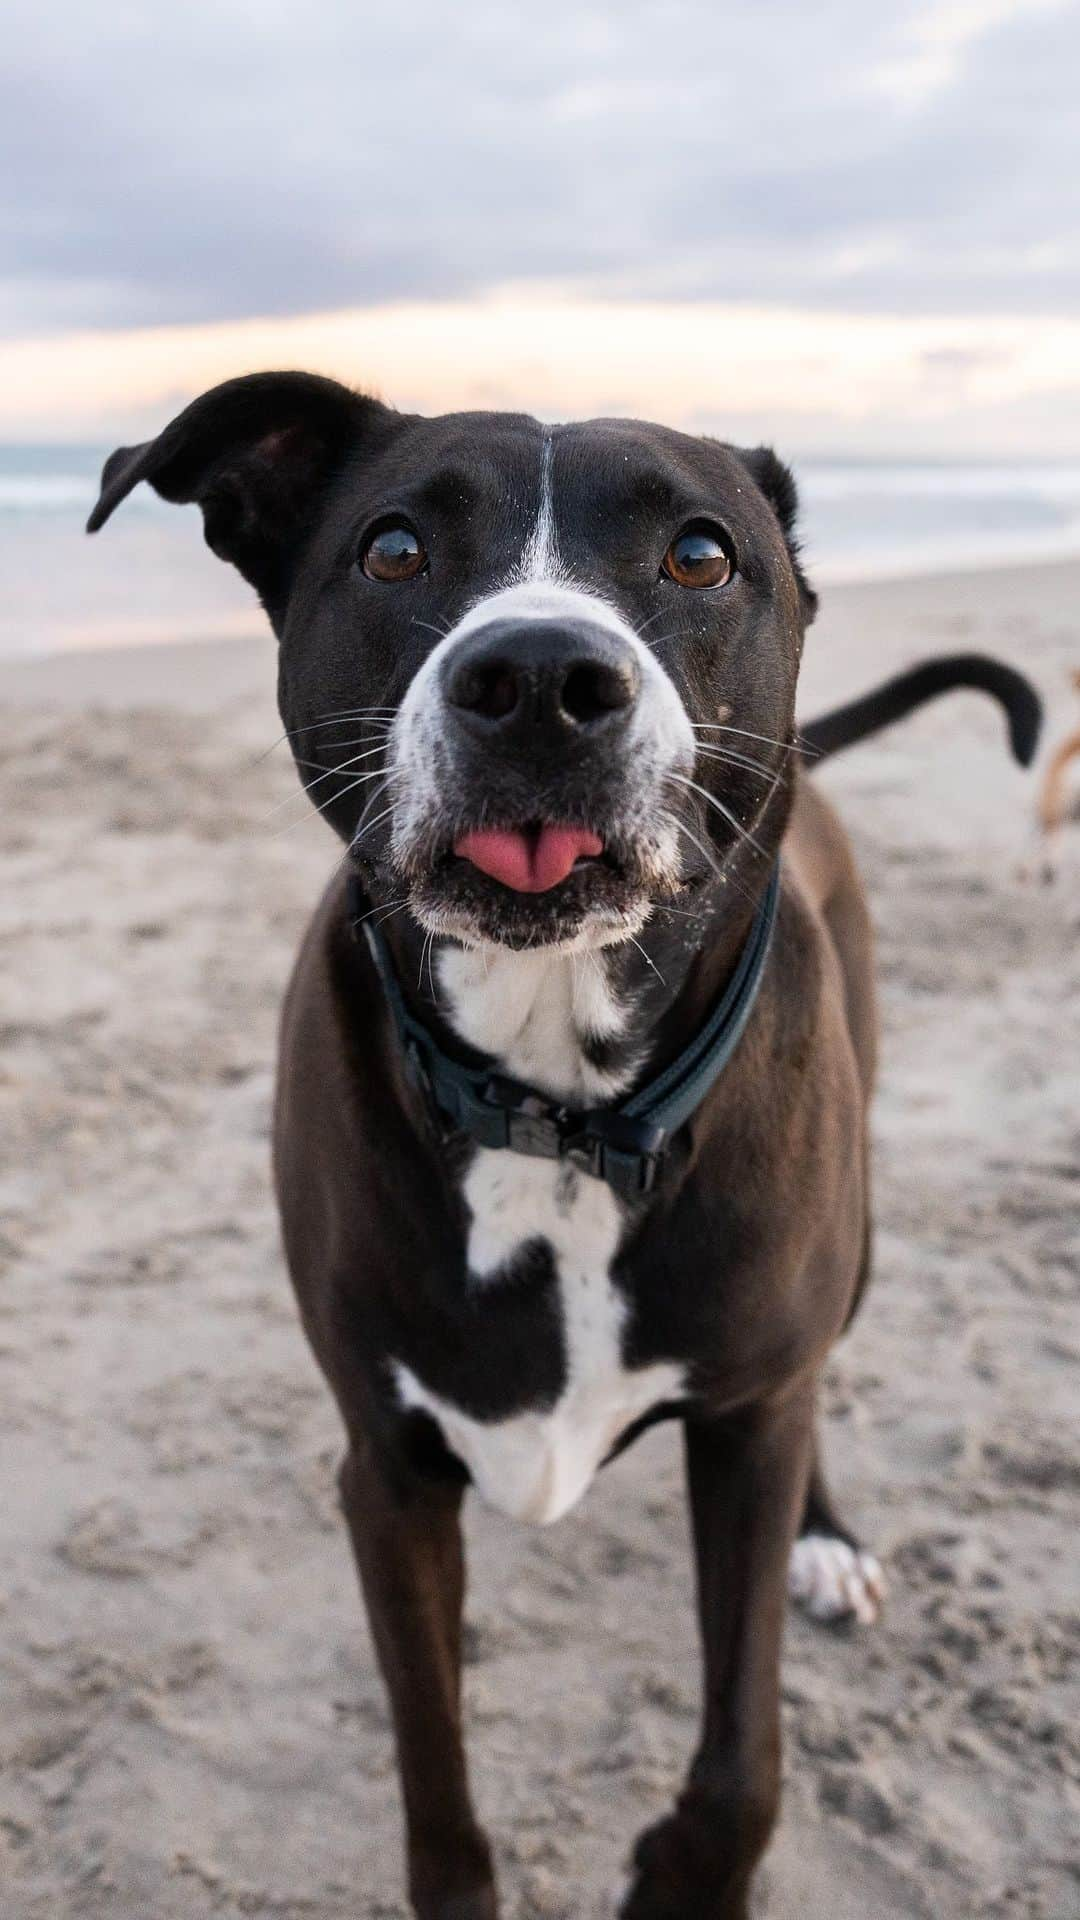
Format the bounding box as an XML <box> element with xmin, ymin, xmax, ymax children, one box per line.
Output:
<box><xmin>415</xmin><ymin>1890</ymin><xmax>498</xmax><ymax>1920</ymax></box>
<box><xmin>620</xmin><ymin>1814</ymin><xmax>751</xmax><ymax>1920</ymax></box>
<box><xmin>788</xmin><ymin>1533</ymin><xmax>885</xmax><ymax>1626</ymax></box>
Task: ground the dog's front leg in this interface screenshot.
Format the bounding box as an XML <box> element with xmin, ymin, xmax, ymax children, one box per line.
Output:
<box><xmin>622</xmin><ymin>1384</ymin><xmax>814</xmax><ymax>1920</ymax></box>
<box><xmin>338</xmin><ymin>1441</ymin><xmax>497</xmax><ymax>1920</ymax></box>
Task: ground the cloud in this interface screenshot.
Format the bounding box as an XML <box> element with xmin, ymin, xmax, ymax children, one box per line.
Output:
<box><xmin>5</xmin><ymin>292</ymin><xmax>1080</xmax><ymax>456</ymax></box>
<box><xmin>1</xmin><ymin>0</ymin><xmax>1077</xmax><ymax>336</ymax></box>
<box><xmin>868</xmin><ymin>0</ymin><xmax>1060</xmax><ymax>108</ymax></box>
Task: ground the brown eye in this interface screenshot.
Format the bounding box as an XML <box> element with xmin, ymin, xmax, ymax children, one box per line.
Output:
<box><xmin>662</xmin><ymin>523</ymin><xmax>734</xmax><ymax>589</ymax></box>
<box><xmin>361</xmin><ymin>521</ymin><xmax>427</xmax><ymax>582</ymax></box>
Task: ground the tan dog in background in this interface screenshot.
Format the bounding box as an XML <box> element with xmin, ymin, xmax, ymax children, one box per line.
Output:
<box><xmin>1038</xmin><ymin>670</ymin><xmax>1080</xmax><ymax>864</ymax></box>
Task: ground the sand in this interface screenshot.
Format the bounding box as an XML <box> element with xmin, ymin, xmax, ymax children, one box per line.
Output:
<box><xmin>3</xmin><ymin>559</ymin><xmax>1079</xmax><ymax>1919</ymax></box>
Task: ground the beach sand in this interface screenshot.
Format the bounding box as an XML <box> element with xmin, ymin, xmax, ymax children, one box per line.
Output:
<box><xmin>3</xmin><ymin>560</ymin><xmax>1079</xmax><ymax>1918</ymax></box>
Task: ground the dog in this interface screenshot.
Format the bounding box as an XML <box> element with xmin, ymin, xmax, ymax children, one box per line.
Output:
<box><xmin>1037</xmin><ymin>668</ymin><xmax>1080</xmax><ymax>868</ymax></box>
<box><xmin>88</xmin><ymin>373</ymin><xmax>1041</xmax><ymax>1920</ymax></box>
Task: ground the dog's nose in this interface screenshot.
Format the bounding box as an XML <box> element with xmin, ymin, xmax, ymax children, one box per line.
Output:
<box><xmin>443</xmin><ymin>619</ymin><xmax>640</xmax><ymax>738</ymax></box>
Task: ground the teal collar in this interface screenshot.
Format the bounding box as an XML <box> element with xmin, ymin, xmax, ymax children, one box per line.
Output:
<box><xmin>349</xmin><ymin>862</ymin><xmax>781</xmax><ymax>1200</ymax></box>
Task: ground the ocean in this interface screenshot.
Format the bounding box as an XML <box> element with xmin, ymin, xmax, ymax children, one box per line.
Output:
<box><xmin>3</xmin><ymin>442</ymin><xmax>1080</xmax><ymax>660</ymax></box>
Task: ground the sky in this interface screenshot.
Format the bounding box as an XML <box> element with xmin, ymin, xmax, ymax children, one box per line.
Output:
<box><xmin>3</xmin><ymin>0</ymin><xmax>1079</xmax><ymax>452</ymax></box>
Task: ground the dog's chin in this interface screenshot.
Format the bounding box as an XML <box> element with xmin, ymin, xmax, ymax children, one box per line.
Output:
<box><xmin>405</xmin><ymin>851</ymin><xmax>657</xmax><ymax>952</ymax></box>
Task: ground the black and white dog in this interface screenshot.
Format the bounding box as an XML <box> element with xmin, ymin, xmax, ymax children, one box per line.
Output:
<box><xmin>89</xmin><ymin>373</ymin><xmax>1039</xmax><ymax>1919</ymax></box>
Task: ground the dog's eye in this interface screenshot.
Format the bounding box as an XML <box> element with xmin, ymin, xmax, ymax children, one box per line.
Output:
<box><xmin>360</xmin><ymin>522</ymin><xmax>427</xmax><ymax>583</ymax></box>
<box><xmin>661</xmin><ymin>523</ymin><xmax>734</xmax><ymax>589</ymax></box>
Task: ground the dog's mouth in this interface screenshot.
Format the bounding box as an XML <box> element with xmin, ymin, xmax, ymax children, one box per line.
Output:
<box><xmin>452</xmin><ymin>823</ymin><xmax>606</xmax><ymax>893</ymax></box>
<box><xmin>400</xmin><ymin>816</ymin><xmax>657</xmax><ymax>948</ymax></box>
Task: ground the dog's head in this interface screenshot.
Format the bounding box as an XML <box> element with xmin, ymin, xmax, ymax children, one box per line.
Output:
<box><xmin>89</xmin><ymin>372</ymin><xmax>815</xmax><ymax>950</ymax></box>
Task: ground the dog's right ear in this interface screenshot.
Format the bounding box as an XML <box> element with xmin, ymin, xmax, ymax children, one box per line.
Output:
<box><xmin>87</xmin><ymin>371</ymin><xmax>390</xmax><ymax>615</ymax></box>
<box><xmin>731</xmin><ymin>443</ymin><xmax>818</xmax><ymax>627</ymax></box>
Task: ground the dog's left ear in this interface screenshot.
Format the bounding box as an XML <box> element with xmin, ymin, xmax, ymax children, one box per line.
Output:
<box><xmin>733</xmin><ymin>445</ymin><xmax>818</xmax><ymax>625</ymax></box>
<box><xmin>87</xmin><ymin>370</ymin><xmax>391</xmax><ymax>617</ymax></box>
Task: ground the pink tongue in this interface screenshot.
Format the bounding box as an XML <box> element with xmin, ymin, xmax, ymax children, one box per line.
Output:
<box><xmin>454</xmin><ymin>825</ymin><xmax>604</xmax><ymax>893</ymax></box>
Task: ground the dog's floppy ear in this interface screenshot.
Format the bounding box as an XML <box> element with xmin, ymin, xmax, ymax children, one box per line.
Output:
<box><xmin>87</xmin><ymin>370</ymin><xmax>387</xmax><ymax>614</ymax></box>
<box><xmin>733</xmin><ymin>444</ymin><xmax>818</xmax><ymax>625</ymax></box>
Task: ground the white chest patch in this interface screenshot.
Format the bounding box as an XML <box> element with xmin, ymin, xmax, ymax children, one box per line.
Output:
<box><xmin>393</xmin><ymin>943</ymin><xmax>685</xmax><ymax>1526</ymax></box>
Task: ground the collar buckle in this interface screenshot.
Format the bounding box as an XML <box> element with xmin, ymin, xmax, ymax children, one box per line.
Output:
<box><xmin>503</xmin><ymin>1106</ymin><xmax>565</xmax><ymax>1162</ymax></box>
<box><xmin>562</xmin><ymin>1110</ymin><xmax>667</xmax><ymax>1197</ymax></box>
<box><xmin>479</xmin><ymin>1078</ymin><xmax>665</xmax><ymax>1193</ymax></box>
<box><xmin>469</xmin><ymin>1073</ymin><xmax>565</xmax><ymax>1156</ymax></box>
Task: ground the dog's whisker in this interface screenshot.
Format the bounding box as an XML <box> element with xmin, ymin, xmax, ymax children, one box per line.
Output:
<box><xmin>289</xmin><ymin>723</ymin><xmax>395</xmax><ymax>751</ymax></box>
<box><xmin>625</xmin><ymin>933</ymin><xmax>666</xmax><ymax>987</ymax></box>
<box><xmin>270</xmin><ymin>770</ymin><xmax>403</xmax><ymax>839</ymax></box>
<box><xmin>302</xmin><ymin>745</ymin><xmax>387</xmax><ymax>784</ymax></box>
<box><xmin>351</xmin><ymin>799</ymin><xmax>400</xmax><ymax>848</ymax></box>
<box><xmin>651</xmin><ymin>898</ymin><xmax>701</xmax><ymax>920</ymax></box>
<box><xmin>692</xmin><ymin>722</ymin><xmax>816</xmax><ymax>757</ymax></box>
<box><xmin>295</xmin><ymin>766</ymin><xmax>394</xmax><ymax>816</ymax></box>
<box><xmin>257</xmin><ymin>756</ymin><xmax>362</xmax><ymax>825</ymax></box>
<box><xmin>660</xmin><ymin>805</ymin><xmax>725</xmax><ymax>883</ymax></box>
<box><xmin>345</xmin><ymin>891</ymin><xmax>413</xmax><ymax>938</ymax></box>
<box><xmin>263</xmin><ymin>745</ymin><xmax>388</xmax><ymax>819</ymax></box>
<box><xmin>691</xmin><ymin>748</ymin><xmax>776</xmax><ymax>779</ymax></box>
<box><xmin>665</xmin><ymin>808</ymin><xmax>762</xmax><ymax>908</ymax></box>
<box><xmin>255</xmin><ymin>716</ymin><xmax>394</xmax><ymax>762</ymax></box>
<box><xmin>693</xmin><ymin>744</ymin><xmax>779</xmax><ymax>782</ymax></box>
<box><xmin>667</xmin><ymin>772</ymin><xmax>770</xmax><ymax>860</ymax></box>
<box><xmin>632</xmin><ymin>609</ymin><xmax>670</xmax><ymax>642</ymax></box>
<box><xmin>353</xmin><ymin>771</ymin><xmax>402</xmax><ymax>834</ymax></box>
<box><xmin>350</xmin><ymin>894</ymin><xmax>408</xmax><ymax>931</ymax></box>
<box><xmin>315</xmin><ymin>704</ymin><xmax>400</xmax><ymax>720</ymax></box>
<box><xmin>260</xmin><ymin>767</ymin><xmax>391</xmax><ymax>833</ymax></box>
<box><xmin>418</xmin><ymin>927</ymin><xmax>439</xmax><ymax>1003</ymax></box>
<box><xmin>318</xmin><ymin>764</ymin><xmax>392</xmax><ymax>791</ymax></box>
<box><xmin>251</xmin><ymin>730</ymin><xmax>291</xmax><ymax>765</ymax></box>
<box><xmin>353</xmin><ymin>900</ymin><xmax>413</xmax><ymax>942</ymax></box>
<box><xmin>300</xmin><ymin>733</ymin><xmax>393</xmax><ymax>751</ymax></box>
<box><xmin>298</xmin><ymin>719</ymin><xmax>396</xmax><ymax>739</ymax></box>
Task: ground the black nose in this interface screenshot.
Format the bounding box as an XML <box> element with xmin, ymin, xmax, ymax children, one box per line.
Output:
<box><xmin>444</xmin><ymin>619</ymin><xmax>640</xmax><ymax>738</ymax></box>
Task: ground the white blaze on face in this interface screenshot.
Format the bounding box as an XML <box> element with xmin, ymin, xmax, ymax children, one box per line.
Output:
<box><xmin>520</xmin><ymin>431</ymin><xmax>560</xmax><ymax>582</ymax></box>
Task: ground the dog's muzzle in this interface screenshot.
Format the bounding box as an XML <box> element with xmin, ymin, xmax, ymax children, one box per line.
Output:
<box><xmin>387</xmin><ymin>585</ymin><xmax>695</xmax><ymax>943</ymax></box>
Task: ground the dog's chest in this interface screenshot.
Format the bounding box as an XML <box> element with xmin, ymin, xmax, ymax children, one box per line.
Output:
<box><xmin>393</xmin><ymin>947</ymin><xmax>684</xmax><ymax>1525</ymax></box>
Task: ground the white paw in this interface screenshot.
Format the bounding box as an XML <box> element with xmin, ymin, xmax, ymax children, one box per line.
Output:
<box><xmin>788</xmin><ymin>1533</ymin><xmax>885</xmax><ymax>1626</ymax></box>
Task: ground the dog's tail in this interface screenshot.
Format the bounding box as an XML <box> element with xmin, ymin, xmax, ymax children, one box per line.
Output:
<box><xmin>802</xmin><ymin>652</ymin><xmax>1041</xmax><ymax>767</ymax></box>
